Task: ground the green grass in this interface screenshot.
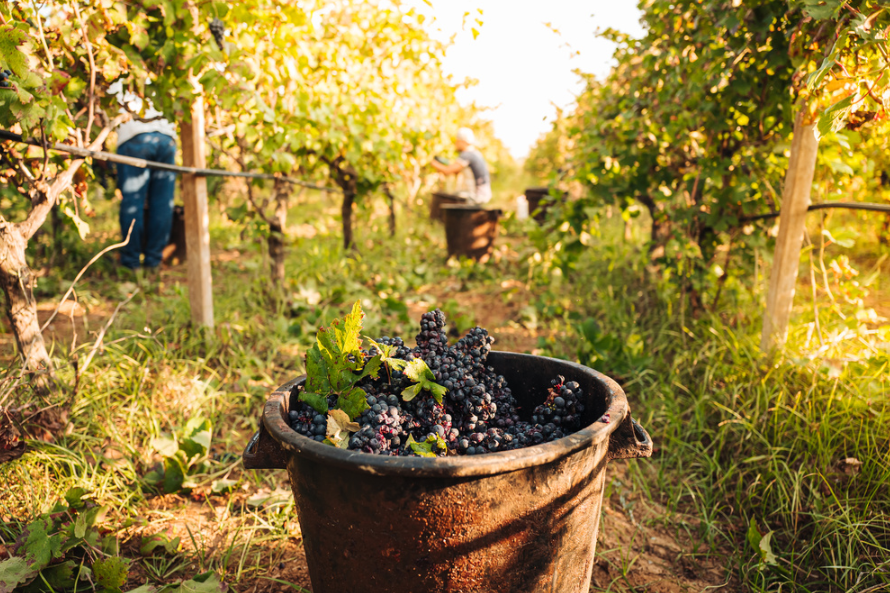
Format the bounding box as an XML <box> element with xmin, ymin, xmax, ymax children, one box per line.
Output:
<box><xmin>1</xmin><ymin>188</ymin><xmax>889</xmax><ymax>592</ymax></box>
<box><xmin>535</xmin><ymin>222</ymin><xmax>890</xmax><ymax>592</ymax></box>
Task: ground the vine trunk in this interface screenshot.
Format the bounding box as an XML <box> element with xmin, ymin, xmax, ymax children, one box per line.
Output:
<box><xmin>0</xmin><ymin>223</ymin><xmax>55</xmax><ymax>392</ymax></box>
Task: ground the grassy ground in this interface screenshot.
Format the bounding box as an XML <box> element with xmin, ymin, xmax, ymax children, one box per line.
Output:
<box><xmin>1</xmin><ymin>187</ymin><xmax>888</xmax><ymax>593</ymax></box>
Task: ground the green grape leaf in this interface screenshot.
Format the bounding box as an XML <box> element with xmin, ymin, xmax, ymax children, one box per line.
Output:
<box><xmin>366</xmin><ymin>339</ymin><xmax>408</xmax><ymax>375</ymax></box>
<box><xmin>802</xmin><ymin>0</ymin><xmax>841</xmax><ymax>20</ymax></box>
<box><xmin>427</xmin><ymin>382</ymin><xmax>448</xmax><ymax>403</ymax></box>
<box><xmin>62</xmin><ymin>206</ymin><xmax>91</xmax><ymax>240</ymax></box>
<box><xmin>0</xmin><ymin>26</ymin><xmax>29</xmax><ymax>78</ymax></box>
<box><xmin>301</xmin><ymin>301</ymin><xmax>377</xmax><ymax>417</ymax></box>
<box><xmin>401</xmin><ymin>359</ymin><xmax>447</xmax><ymax>404</ymax></box>
<box><xmin>404</xmin><ymin>358</ymin><xmax>434</xmax><ymax>383</ymax></box>
<box><xmin>816</xmin><ymin>94</ymin><xmax>855</xmax><ymax>139</ymax></box>
<box><xmin>360</xmin><ymin>354</ymin><xmax>383</xmax><ymax>380</ymax></box>
<box><xmin>298</xmin><ymin>391</ymin><xmax>329</xmax><ymax>414</ymax></box>
<box><xmin>336</xmin><ymin>386</ymin><xmax>369</xmax><ymax>420</ymax></box>
<box><xmin>303</xmin><ymin>345</ymin><xmax>333</xmax><ymax>396</ymax></box>
<box><xmin>401</xmin><ymin>383</ymin><xmax>423</xmax><ymax>402</ymax></box>
<box><xmin>406</xmin><ymin>433</ymin><xmax>447</xmax><ymax>458</ymax></box>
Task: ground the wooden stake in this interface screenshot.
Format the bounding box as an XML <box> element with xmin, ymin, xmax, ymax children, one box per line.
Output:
<box><xmin>761</xmin><ymin>111</ymin><xmax>818</xmax><ymax>352</ymax></box>
<box><xmin>179</xmin><ymin>96</ymin><xmax>214</xmax><ymax>328</ymax></box>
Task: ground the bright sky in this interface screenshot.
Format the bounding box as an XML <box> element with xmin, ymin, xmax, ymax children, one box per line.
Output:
<box><xmin>411</xmin><ymin>1</ymin><xmax>645</xmax><ymax>159</ymax></box>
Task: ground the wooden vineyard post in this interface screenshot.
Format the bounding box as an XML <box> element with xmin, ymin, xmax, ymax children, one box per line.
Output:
<box><xmin>761</xmin><ymin>111</ymin><xmax>819</xmax><ymax>352</ymax></box>
<box><xmin>179</xmin><ymin>96</ymin><xmax>214</xmax><ymax>328</ymax></box>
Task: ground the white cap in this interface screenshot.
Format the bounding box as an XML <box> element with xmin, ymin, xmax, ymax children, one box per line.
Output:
<box><xmin>456</xmin><ymin>127</ymin><xmax>476</xmax><ymax>146</ymax></box>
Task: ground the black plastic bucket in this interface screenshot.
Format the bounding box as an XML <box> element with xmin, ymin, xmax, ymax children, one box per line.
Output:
<box><xmin>441</xmin><ymin>204</ymin><xmax>501</xmax><ymax>260</ymax></box>
<box><xmin>243</xmin><ymin>352</ymin><xmax>652</xmax><ymax>593</ymax></box>
<box><xmin>524</xmin><ymin>187</ymin><xmax>566</xmax><ymax>223</ymax></box>
<box><xmin>430</xmin><ymin>192</ymin><xmax>469</xmax><ymax>221</ymax></box>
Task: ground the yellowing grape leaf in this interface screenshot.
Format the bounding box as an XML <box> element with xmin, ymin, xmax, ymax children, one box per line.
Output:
<box><xmin>325</xmin><ymin>409</ymin><xmax>360</xmax><ymax>449</ymax></box>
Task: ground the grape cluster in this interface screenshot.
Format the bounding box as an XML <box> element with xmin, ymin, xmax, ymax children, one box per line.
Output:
<box><xmin>0</xmin><ymin>70</ymin><xmax>12</xmax><ymax>89</ymax></box>
<box><xmin>287</xmin><ymin>309</ymin><xmax>587</xmax><ymax>457</ymax></box>
<box><xmin>531</xmin><ymin>376</ymin><xmax>584</xmax><ymax>431</ymax></box>
<box><xmin>288</xmin><ymin>408</ymin><xmax>327</xmax><ymax>442</ymax></box>
<box><xmin>209</xmin><ymin>18</ymin><xmax>225</xmax><ymax>50</ymax></box>
<box><xmin>415</xmin><ymin>310</ymin><xmax>448</xmax><ymax>358</ymax></box>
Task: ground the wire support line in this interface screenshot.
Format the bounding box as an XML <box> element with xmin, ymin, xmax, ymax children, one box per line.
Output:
<box><xmin>740</xmin><ymin>201</ymin><xmax>890</xmax><ymax>222</ymax></box>
<box><xmin>0</xmin><ymin>129</ymin><xmax>342</xmax><ymax>193</ymax></box>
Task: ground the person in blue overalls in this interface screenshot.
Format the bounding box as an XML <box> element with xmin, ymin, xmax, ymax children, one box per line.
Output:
<box><xmin>114</xmin><ymin>95</ymin><xmax>177</xmax><ymax>284</ymax></box>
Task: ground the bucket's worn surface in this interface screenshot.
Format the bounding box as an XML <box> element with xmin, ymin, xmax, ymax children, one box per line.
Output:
<box><xmin>430</xmin><ymin>192</ymin><xmax>469</xmax><ymax>221</ymax></box>
<box><xmin>244</xmin><ymin>352</ymin><xmax>651</xmax><ymax>593</ymax></box>
<box><xmin>441</xmin><ymin>204</ymin><xmax>501</xmax><ymax>260</ymax></box>
<box><xmin>524</xmin><ymin>187</ymin><xmax>565</xmax><ymax>223</ymax></box>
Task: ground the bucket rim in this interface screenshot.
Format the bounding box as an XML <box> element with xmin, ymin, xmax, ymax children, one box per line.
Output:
<box><xmin>440</xmin><ymin>204</ymin><xmax>499</xmax><ymax>212</ymax></box>
<box><xmin>260</xmin><ymin>351</ymin><xmax>629</xmax><ymax>478</ymax></box>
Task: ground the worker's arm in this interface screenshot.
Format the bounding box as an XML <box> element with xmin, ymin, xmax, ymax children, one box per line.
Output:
<box><xmin>431</xmin><ymin>159</ymin><xmax>466</xmax><ymax>175</ymax></box>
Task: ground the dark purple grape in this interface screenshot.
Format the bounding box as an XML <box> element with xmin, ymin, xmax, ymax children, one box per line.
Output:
<box><xmin>209</xmin><ymin>18</ymin><xmax>225</xmax><ymax>49</ymax></box>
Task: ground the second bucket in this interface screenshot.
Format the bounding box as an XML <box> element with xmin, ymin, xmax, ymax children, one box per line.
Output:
<box><xmin>441</xmin><ymin>204</ymin><xmax>501</xmax><ymax>260</ymax></box>
<box><xmin>430</xmin><ymin>191</ymin><xmax>469</xmax><ymax>221</ymax></box>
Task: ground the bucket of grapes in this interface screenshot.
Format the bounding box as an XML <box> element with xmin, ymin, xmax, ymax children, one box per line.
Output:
<box><xmin>243</xmin><ymin>303</ymin><xmax>652</xmax><ymax>593</ymax></box>
<box><xmin>441</xmin><ymin>204</ymin><xmax>502</xmax><ymax>260</ymax></box>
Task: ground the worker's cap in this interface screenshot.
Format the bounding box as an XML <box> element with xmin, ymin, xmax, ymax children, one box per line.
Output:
<box><xmin>456</xmin><ymin>127</ymin><xmax>476</xmax><ymax>146</ymax></box>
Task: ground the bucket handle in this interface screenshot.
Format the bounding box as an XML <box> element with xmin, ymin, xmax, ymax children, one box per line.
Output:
<box><xmin>242</xmin><ymin>419</ymin><xmax>288</xmax><ymax>470</ymax></box>
<box><xmin>607</xmin><ymin>412</ymin><xmax>653</xmax><ymax>460</ymax></box>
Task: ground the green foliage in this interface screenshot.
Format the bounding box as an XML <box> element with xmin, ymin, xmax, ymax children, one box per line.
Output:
<box><xmin>0</xmin><ymin>487</ymin><xmax>227</xmax><ymax>593</ymax></box>
<box><xmin>300</xmin><ymin>301</ymin><xmax>381</xmax><ymax>419</ymax></box>
<box><xmin>575</xmin><ymin>317</ymin><xmax>649</xmax><ymax>379</ymax></box>
<box><xmin>531</xmin><ymin>0</ymin><xmax>888</xmax><ymax>307</ymax></box>
<box><xmin>204</xmin><ymin>0</ymin><xmax>467</xmax><ymax>247</ymax></box>
<box><xmin>139</xmin><ymin>533</ymin><xmax>181</xmax><ymax>557</ymax></box>
<box><xmin>794</xmin><ymin>1</ymin><xmax>890</xmax><ymax>134</ymax></box>
<box><xmin>366</xmin><ymin>338</ymin><xmax>408</xmax><ymax>384</ymax></box>
<box><xmin>0</xmin><ymin>488</ymin><xmax>116</xmax><ymax>593</ymax></box>
<box><xmin>144</xmin><ymin>418</ymin><xmax>214</xmax><ymax>494</ymax></box>
<box><xmin>558</xmin><ymin>0</ymin><xmax>796</xmax><ymax>299</ymax></box>
<box><xmin>400</xmin><ymin>359</ymin><xmax>447</xmax><ymax>405</ymax></box>
<box><xmin>93</xmin><ymin>557</ymin><xmax>129</xmax><ymax>593</ymax></box>
<box><xmin>437</xmin><ymin>300</ymin><xmax>476</xmax><ymax>336</ymax></box>
<box><xmin>405</xmin><ymin>433</ymin><xmax>447</xmax><ymax>458</ymax></box>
